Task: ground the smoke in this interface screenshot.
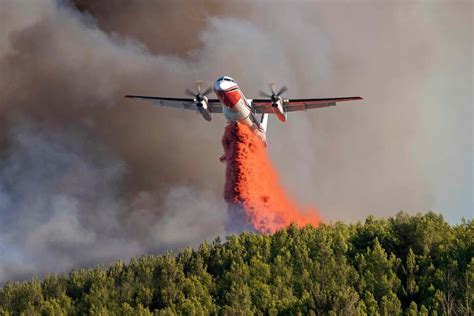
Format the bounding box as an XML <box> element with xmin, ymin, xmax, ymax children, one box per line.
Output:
<box><xmin>0</xmin><ymin>122</ymin><xmax>134</xmax><ymax>280</ymax></box>
<box><xmin>0</xmin><ymin>0</ymin><xmax>471</xmax><ymax>282</ymax></box>
<box><xmin>222</xmin><ymin>123</ymin><xmax>320</xmax><ymax>233</ymax></box>
<box><xmin>0</xmin><ymin>0</ymin><xmax>237</xmax><ymax>283</ymax></box>
<box><xmin>0</xmin><ymin>121</ymin><xmax>226</xmax><ymax>283</ymax></box>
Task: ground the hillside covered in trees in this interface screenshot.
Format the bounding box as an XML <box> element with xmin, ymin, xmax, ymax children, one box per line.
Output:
<box><xmin>0</xmin><ymin>212</ymin><xmax>472</xmax><ymax>315</ymax></box>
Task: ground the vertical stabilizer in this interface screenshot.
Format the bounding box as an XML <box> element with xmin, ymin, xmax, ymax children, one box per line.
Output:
<box><xmin>259</xmin><ymin>113</ymin><xmax>269</xmax><ymax>146</ymax></box>
<box><xmin>260</xmin><ymin>113</ymin><xmax>269</xmax><ymax>133</ymax></box>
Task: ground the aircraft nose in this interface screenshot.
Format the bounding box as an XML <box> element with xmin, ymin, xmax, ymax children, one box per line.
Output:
<box><xmin>214</xmin><ymin>79</ymin><xmax>225</xmax><ymax>92</ymax></box>
<box><xmin>214</xmin><ymin>77</ymin><xmax>237</xmax><ymax>92</ymax></box>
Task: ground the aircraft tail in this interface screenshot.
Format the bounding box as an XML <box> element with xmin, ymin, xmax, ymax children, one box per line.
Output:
<box><xmin>260</xmin><ymin>113</ymin><xmax>269</xmax><ymax>133</ymax></box>
<box><xmin>258</xmin><ymin>113</ymin><xmax>269</xmax><ymax>146</ymax></box>
<box><xmin>248</xmin><ymin>113</ymin><xmax>269</xmax><ymax>146</ymax></box>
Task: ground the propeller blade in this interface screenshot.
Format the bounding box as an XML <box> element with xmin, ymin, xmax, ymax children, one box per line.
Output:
<box><xmin>185</xmin><ymin>89</ymin><xmax>196</xmax><ymax>97</ymax></box>
<box><xmin>195</xmin><ymin>80</ymin><xmax>203</xmax><ymax>94</ymax></box>
<box><xmin>202</xmin><ymin>86</ymin><xmax>213</xmax><ymax>96</ymax></box>
<box><xmin>259</xmin><ymin>90</ymin><xmax>272</xmax><ymax>98</ymax></box>
<box><xmin>276</xmin><ymin>86</ymin><xmax>288</xmax><ymax>96</ymax></box>
<box><xmin>269</xmin><ymin>82</ymin><xmax>276</xmax><ymax>95</ymax></box>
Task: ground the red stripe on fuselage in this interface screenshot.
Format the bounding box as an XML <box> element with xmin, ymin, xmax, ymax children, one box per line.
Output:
<box><xmin>217</xmin><ymin>86</ymin><xmax>242</xmax><ymax>108</ymax></box>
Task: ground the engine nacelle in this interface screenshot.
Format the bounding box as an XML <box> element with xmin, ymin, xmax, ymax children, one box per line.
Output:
<box><xmin>196</xmin><ymin>97</ymin><xmax>212</xmax><ymax>121</ymax></box>
<box><xmin>272</xmin><ymin>98</ymin><xmax>287</xmax><ymax>122</ymax></box>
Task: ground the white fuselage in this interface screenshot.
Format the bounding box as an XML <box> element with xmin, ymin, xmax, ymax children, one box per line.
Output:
<box><xmin>214</xmin><ymin>76</ymin><xmax>265</xmax><ymax>141</ymax></box>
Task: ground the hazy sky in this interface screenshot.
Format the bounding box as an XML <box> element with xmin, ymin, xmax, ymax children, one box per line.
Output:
<box><xmin>0</xmin><ymin>0</ymin><xmax>472</xmax><ymax>282</ymax></box>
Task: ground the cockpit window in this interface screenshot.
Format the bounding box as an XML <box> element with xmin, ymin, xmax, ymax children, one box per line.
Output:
<box><xmin>218</xmin><ymin>76</ymin><xmax>236</xmax><ymax>83</ymax></box>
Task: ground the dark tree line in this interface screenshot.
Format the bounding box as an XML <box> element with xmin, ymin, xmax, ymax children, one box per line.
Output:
<box><xmin>0</xmin><ymin>211</ymin><xmax>472</xmax><ymax>315</ymax></box>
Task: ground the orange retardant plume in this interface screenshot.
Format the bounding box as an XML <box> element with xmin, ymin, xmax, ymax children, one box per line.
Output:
<box><xmin>221</xmin><ymin>122</ymin><xmax>321</xmax><ymax>233</ymax></box>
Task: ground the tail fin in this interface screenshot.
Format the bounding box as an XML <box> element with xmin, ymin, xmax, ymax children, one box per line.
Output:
<box><xmin>259</xmin><ymin>113</ymin><xmax>269</xmax><ymax>146</ymax></box>
<box><xmin>260</xmin><ymin>113</ymin><xmax>269</xmax><ymax>133</ymax></box>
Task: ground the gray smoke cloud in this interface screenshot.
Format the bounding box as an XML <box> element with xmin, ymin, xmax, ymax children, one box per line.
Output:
<box><xmin>0</xmin><ymin>0</ymin><xmax>472</xmax><ymax>283</ymax></box>
<box><xmin>0</xmin><ymin>120</ymin><xmax>226</xmax><ymax>283</ymax></box>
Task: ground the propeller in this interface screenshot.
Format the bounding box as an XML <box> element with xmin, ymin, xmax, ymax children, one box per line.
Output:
<box><xmin>185</xmin><ymin>81</ymin><xmax>212</xmax><ymax>104</ymax></box>
<box><xmin>259</xmin><ymin>81</ymin><xmax>288</xmax><ymax>104</ymax></box>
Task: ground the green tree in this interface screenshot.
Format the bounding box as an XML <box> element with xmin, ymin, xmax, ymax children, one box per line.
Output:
<box><xmin>406</xmin><ymin>301</ymin><xmax>417</xmax><ymax>316</ymax></box>
<box><xmin>356</xmin><ymin>238</ymin><xmax>401</xmax><ymax>301</ymax></box>
<box><xmin>405</xmin><ymin>248</ymin><xmax>418</xmax><ymax>297</ymax></box>
<box><xmin>0</xmin><ymin>213</ymin><xmax>470</xmax><ymax>315</ymax></box>
<box><xmin>379</xmin><ymin>291</ymin><xmax>401</xmax><ymax>315</ymax></box>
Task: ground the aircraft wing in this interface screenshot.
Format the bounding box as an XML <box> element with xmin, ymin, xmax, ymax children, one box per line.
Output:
<box><xmin>252</xmin><ymin>96</ymin><xmax>363</xmax><ymax>113</ymax></box>
<box><xmin>125</xmin><ymin>95</ymin><xmax>223</xmax><ymax>113</ymax></box>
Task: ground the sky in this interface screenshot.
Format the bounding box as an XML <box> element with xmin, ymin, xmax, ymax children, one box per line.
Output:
<box><xmin>0</xmin><ymin>0</ymin><xmax>472</xmax><ymax>283</ymax></box>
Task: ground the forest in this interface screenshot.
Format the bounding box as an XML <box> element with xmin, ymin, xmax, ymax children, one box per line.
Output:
<box><xmin>0</xmin><ymin>211</ymin><xmax>472</xmax><ymax>315</ymax></box>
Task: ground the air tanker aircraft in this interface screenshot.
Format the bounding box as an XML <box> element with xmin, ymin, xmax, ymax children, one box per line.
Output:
<box><xmin>126</xmin><ymin>76</ymin><xmax>362</xmax><ymax>144</ymax></box>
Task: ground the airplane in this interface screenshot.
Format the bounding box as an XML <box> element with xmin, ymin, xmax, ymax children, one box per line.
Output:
<box><xmin>125</xmin><ymin>76</ymin><xmax>362</xmax><ymax>145</ymax></box>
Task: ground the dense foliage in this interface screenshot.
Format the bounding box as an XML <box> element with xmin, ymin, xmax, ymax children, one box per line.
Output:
<box><xmin>0</xmin><ymin>212</ymin><xmax>472</xmax><ymax>315</ymax></box>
